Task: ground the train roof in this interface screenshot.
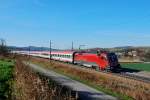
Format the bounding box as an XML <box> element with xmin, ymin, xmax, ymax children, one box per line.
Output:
<box><xmin>13</xmin><ymin>50</ymin><xmax>75</xmax><ymax>54</ymax></box>
<box><xmin>40</xmin><ymin>51</ymin><xmax>76</xmax><ymax>54</ymax></box>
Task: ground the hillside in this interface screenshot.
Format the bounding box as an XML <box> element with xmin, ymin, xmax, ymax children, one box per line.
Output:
<box><xmin>8</xmin><ymin>46</ymin><xmax>59</xmax><ymax>51</ymax></box>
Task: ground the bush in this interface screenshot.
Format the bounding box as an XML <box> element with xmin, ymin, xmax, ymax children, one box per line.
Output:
<box><xmin>0</xmin><ymin>60</ymin><xmax>14</xmax><ymax>99</ymax></box>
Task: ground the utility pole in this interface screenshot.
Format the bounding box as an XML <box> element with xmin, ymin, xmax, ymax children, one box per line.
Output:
<box><xmin>72</xmin><ymin>41</ymin><xmax>74</xmax><ymax>51</ymax></box>
<box><xmin>28</xmin><ymin>46</ymin><xmax>30</xmax><ymax>56</ymax></box>
<box><xmin>28</xmin><ymin>46</ymin><xmax>31</xmax><ymax>63</ymax></box>
<box><xmin>49</xmin><ymin>40</ymin><xmax>52</xmax><ymax>61</ymax></box>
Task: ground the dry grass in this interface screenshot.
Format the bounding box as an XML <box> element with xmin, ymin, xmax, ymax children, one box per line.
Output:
<box><xmin>30</xmin><ymin>57</ymin><xmax>150</xmax><ymax>100</ymax></box>
<box><xmin>12</xmin><ymin>58</ymin><xmax>76</xmax><ymax>100</ymax></box>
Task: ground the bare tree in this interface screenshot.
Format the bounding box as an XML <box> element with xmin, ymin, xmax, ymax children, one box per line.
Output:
<box><xmin>0</xmin><ymin>38</ymin><xmax>9</xmax><ymax>56</ymax></box>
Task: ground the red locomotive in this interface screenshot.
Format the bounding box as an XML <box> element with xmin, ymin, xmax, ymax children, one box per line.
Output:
<box><xmin>74</xmin><ymin>51</ymin><xmax>120</xmax><ymax>71</ymax></box>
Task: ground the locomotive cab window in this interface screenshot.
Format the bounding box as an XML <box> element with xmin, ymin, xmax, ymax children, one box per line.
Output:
<box><xmin>101</xmin><ymin>56</ymin><xmax>107</xmax><ymax>60</ymax></box>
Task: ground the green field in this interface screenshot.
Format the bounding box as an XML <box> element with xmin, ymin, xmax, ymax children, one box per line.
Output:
<box><xmin>121</xmin><ymin>63</ymin><xmax>150</xmax><ymax>72</ymax></box>
<box><xmin>0</xmin><ymin>59</ymin><xmax>14</xmax><ymax>99</ymax></box>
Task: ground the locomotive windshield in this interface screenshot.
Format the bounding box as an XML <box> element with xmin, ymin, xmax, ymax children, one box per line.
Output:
<box><xmin>107</xmin><ymin>53</ymin><xmax>118</xmax><ymax>67</ymax></box>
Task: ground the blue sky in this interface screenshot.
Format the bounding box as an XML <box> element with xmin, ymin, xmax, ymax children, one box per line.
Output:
<box><xmin>0</xmin><ymin>0</ymin><xmax>150</xmax><ymax>49</ymax></box>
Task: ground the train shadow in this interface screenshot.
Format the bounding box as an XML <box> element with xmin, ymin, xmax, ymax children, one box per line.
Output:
<box><xmin>117</xmin><ymin>67</ymin><xmax>140</xmax><ymax>73</ymax></box>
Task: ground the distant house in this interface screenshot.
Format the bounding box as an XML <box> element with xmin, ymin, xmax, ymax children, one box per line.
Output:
<box><xmin>116</xmin><ymin>52</ymin><xmax>123</xmax><ymax>58</ymax></box>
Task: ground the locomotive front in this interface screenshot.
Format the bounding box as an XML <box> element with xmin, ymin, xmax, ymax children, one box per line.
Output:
<box><xmin>106</xmin><ymin>52</ymin><xmax>121</xmax><ymax>71</ymax></box>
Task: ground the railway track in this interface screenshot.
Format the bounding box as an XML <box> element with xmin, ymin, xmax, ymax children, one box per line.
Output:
<box><xmin>90</xmin><ymin>67</ymin><xmax>150</xmax><ymax>83</ymax></box>
<box><xmin>99</xmin><ymin>70</ymin><xmax>150</xmax><ymax>83</ymax></box>
<box><xmin>118</xmin><ymin>72</ymin><xmax>150</xmax><ymax>83</ymax></box>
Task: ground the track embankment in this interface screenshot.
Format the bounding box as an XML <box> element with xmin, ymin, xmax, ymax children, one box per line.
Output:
<box><xmin>23</xmin><ymin>61</ymin><xmax>117</xmax><ymax>100</ymax></box>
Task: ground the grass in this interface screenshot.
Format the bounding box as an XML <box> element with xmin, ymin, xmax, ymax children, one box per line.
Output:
<box><xmin>0</xmin><ymin>59</ymin><xmax>14</xmax><ymax>99</ymax></box>
<box><xmin>13</xmin><ymin>58</ymin><xmax>77</xmax><ymax>100</ymax></box>
<box><xmin>121</xmin><ymin>63</ymin><xmax>150</xmax><ymax>71</ymax></box>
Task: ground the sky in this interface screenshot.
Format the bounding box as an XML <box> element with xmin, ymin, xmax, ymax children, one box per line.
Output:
<box><xmin>0</xmin><ymin>0</ymin><xmax>150</xmax><ymax>49</ymax></box>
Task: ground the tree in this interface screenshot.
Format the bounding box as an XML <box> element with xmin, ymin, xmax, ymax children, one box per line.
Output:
<box><xmin>0</xmin><ymin>38</ymin><xmax>9</xmax><ymax>56</ymax></box>
<box><xmin>144</xmin><ymin>50</ymin><xmax>150</xmax><ymax>61</ymax></box>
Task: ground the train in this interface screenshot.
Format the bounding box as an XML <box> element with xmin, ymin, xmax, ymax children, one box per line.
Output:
<box><xmin>13</xmin><ymin>50</ymin><xmax>121</xmax><ymax>71</ymax></box>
